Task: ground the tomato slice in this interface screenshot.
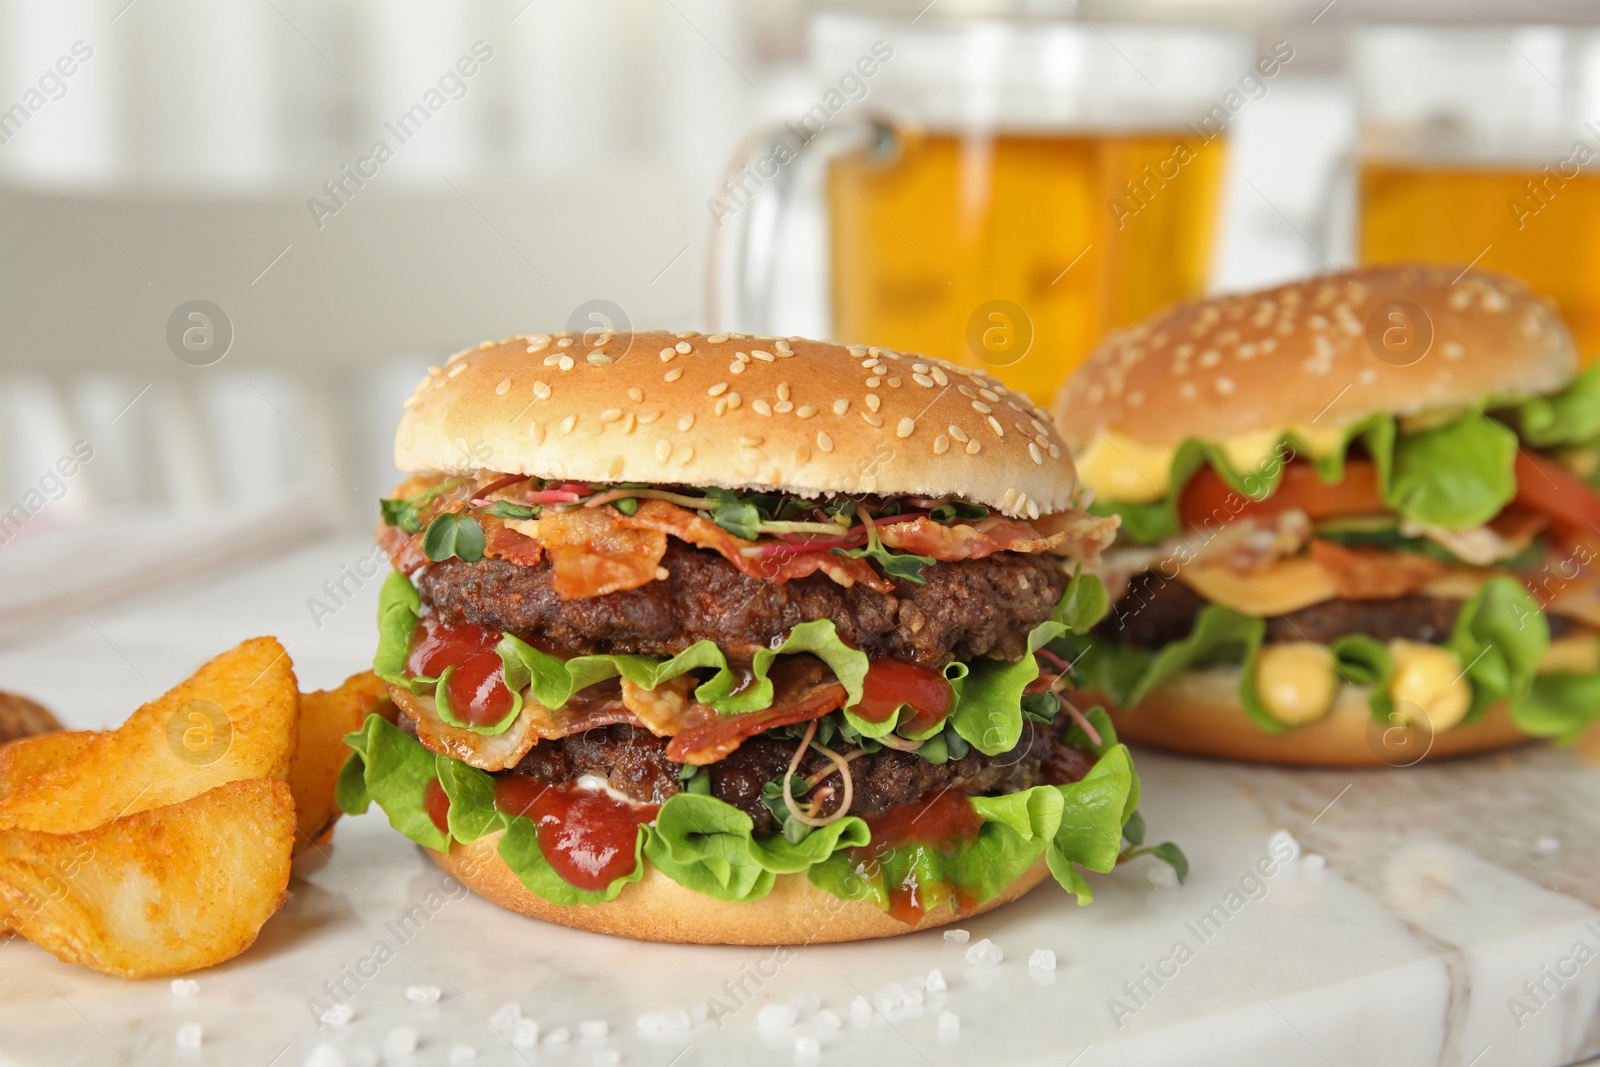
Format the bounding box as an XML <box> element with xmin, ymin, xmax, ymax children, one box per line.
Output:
<box><xmin>1178</xmin><ymin>460</ymin><xmax>1386</xmax><ymax>527</ymax></box>
<box><xmin>1515</xmin><ymin>450</ymin><xmax>1600</xmax><ymax>535</ymax></box>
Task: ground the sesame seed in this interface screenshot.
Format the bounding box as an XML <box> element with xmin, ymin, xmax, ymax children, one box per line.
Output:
<box><xmin>972</xmin><ymin>401</ymin><xmax>992</xmax><ymax>414</ymax></box>
<box><xmin>752</xmin><ymin>349</ymin><xmax>775</xmax><ymax>362</ymax></box>
<box><xmin>1028</xmin><ymin>442</ymin><xmax>1043</xmax><ymax>464</ymax></box>
<box><xmin>1179</xmin><ymin>381</ymin><xmax>1197</xmax><ymax>399</ymax></box>
<box><xmin>714</xmin><ymin>397</ymin><xmax>729</xmax><ymax>416</ymax></box>
<box><xmin>775</xmin><ymin>344</ymin><xmax>794</xmax><ymax>357</ymax></box>
<box><xmin>727</xmin><ymin>392</ymin><xmax>742</xmax><ymax>409</ymax></box>
<box><xmin>1049</xmin><ymin>443</ymin><xmax>1060</xmax><ymax>458</ymax></box>
<box><xmin>664</xmin><ymin>367</ymin><xmax>684</xmax><ymax>383</ymax></box>
<box><xmin>1003</xmin><ymin>487</ymin><xmax>1018</xmax><ymax>509</ymax></box>
<box><xmin>607</xmin><ymin>454</ymin><xmax>625</xmax><ymax>478</ymax></box>
<box><xmin>529</xmin><ymin>421</ymin><xmax>544</xmax><ymax>444</ymax></box>
<box><xmin>817</xmin><ymin>431</ymin><xmax>834</xmax><ymax>452</ymax></box>
<box><xmin>738</xmin><ymin>435</ymin><xmax>763</xmax><ymax>447</ymax></box>
<box><xmin>736</xmin><ymin>351</ymin><xmax>751</xmax><ymax>363</ymax></box>
<box><xmin>912</xmin><ymin>373</ymin><xmax>934</xmax><ymax>387</ymax></box>
<box><xmin>866</xmin><ymin>377</ymin><xmax>881</xmax><ymax>387</ymax></box>
<box><xmin>655</xmin><ymin>439</ymin><xmax>671</xmax><ymax>462</ymax></box>
<box><xmin>966</xmin><ymin>439</ymin><xmax>981</xmax><ymax>455</ymax></box>
<box><xmin>753</xmin><ymin>399</ymin><xmax>773</xmax><ymax>416</ymax></box>
<box><xmin>933</xmin><ymin>434</ymin><xmax>950</xmax><ymax>455</ymax></box>
<box><xmin>627</xmin><ymin>387</ymin><xmax>643</xmax><ymax>402</ymax></box>
<box><xmin>675</xmin><ymin>341</ymin><xmax>692</xmax><ymax>354</ymax></box>
<box><xmin>865</xmin><ymin>394</ymin><xmax>881</xmax><ymax>412</ymax></box>
<box><xmin>448</xmin><ymin>362</ymin><xmax>468</xmax><ymax>379</ymax></box>
<box><xmin>544</xmin><ymin>354</ymin><xmax>562</xmax><ymax>367</ymax></box>
<box><xmin>560</xmin><ymin>414</ymin><xmax>577</xmax><ymax>434</ymax></box>
<box><xmin>477</xmin><ymin>340</ymin><xmax>495</xmax><ymax>350</ymax></box>
<box><xmin>600</xmin><ymin>408</ymin><xmax>622</xmax><ymax>423</ymax></box>
<box><xmin>708</xmin><ymin>333</ymin><xmax>730</xmax><ymax>344</ymax></box>
<box><xmin>888</xmin><ymin>377</ymin><xmax>902</xmax><ymax>387</ymax></box>
<box><xmin>533</xmin><ymin>381</ymin><xmax>551</xmax><ymax>400</ymax></box>
<box><xmin>587</xmin><ymin>352</ymin><xmax>613</xmax><ymax>366</ymax></box>
<box><xmin>957</xmin><ymin>385</ymin><xmax>976</xmax><ymax>399</ymax></box>
<box><xmin>987</xmin><ymin>416</ymin><xmax>1004</xmax><ymax>437</ymax></box>
<box><xmin>1198</xmin><ymin>350</ymin><xmax>1220</xmax><ymax>368</ymax></box>
<box><xmin>931</xmin><ymin>366</ymin><xmax>948</xmax><ymax>386</ymax></box>
<box><xmin>621</xmin><ymin>412</ymin><xmax>636</xmax><ymax>434</ymax></box>
<box><xmin>776</xmin><ymin>382</ymin><xmax>790</xmax><ymax>400</ymax></box>
<box><xmin>678</xmin><ymin>413</ymin><xmax>694</xmax><ymax>431</ymax></box>
<box><xmin>796</xmin><ymin>405</ymin><xmax>816</xmax><ymax>418</ymax></box>
<box><xmin>948</xmin><ymin>424</ymin><xmax>968</xmax><ymax>442</ymax></box>
<box><xmin>730</xmin><ymin>361</ymin><xmax>745</xmax><ymax>374</ymax></box>
<box><xmin>862</xmin><ymin>412</ymin><xmax>884</xmax><ymax>428</ymax></box>
<box><xmin>979</xmin><ymin>388</ymin><xmax>999</xmax><ymax>402</ymax></box>
<box><xmin>558</xmin><ymin>355</ymin><xmax>574</xmax><ymax>371</ymax></box>
<box><xmin>1215</xmin><ymin>377</ymin><xmax>1235</xmax><ymax>395</ymax></box>
<box><xmin>897</xmin><ymin>417</ymin><xmax>916</xmax><ymax>438</ymax></box>
<box><xmin>1026</xmin><ymin>499</ymin><xmax>1040</xmax><ymax>520</ymax></box>
<box><xmin>833</xmin><ymin>399</ymin><xmax>849</xmax><ymax>415</ymax></box>
<box><xmin>402</xmin><ymin>395</ymin><xmax>418</xmax><ymax>408</ymax></box>
<box><xmin>674</xmin><ymin>444</ymin><xmax>695</xmax><ymax>466</ymax></box>
<box><xmin>557</xmin><ymin>337</ymin><xmax>574</xmax><ymax>348</ymax></box>
<box><xmin>796</xmin><ymin>443</ymin><xmax>811</xmax><ymax>462</ymax></box>
<box><xmin>638</xmin><ymin>409</ymin><xmax>661</xmax><ymax>424</ymax></box>
<box><xmin>773</xmin><ymin>399</ymin><xmax>792</xmax><ymax>413</ymax></box>
<box><xmin>708</xmin><ymin>382</ymin><xmax>729</xmax><ymax>397</ymax></box>
<box><xmin>494</xmin><ymin>378</ymin><xmax>512</xmax><ymax>395</ymax></box>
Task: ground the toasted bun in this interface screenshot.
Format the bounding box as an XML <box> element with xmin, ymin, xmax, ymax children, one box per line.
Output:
<box><xmin>1087</xmin><ymin>667</ymin><xmax>1529</xmax><ymax>767</ymax></box>
<box><xmin>1054</xmin><ymin>265</ymin><xmax>1576</xmax><ymax>451</ymax></box>
<box><xmin>429</xmin><ymin>833</ymin><xmax>1050</xmax><ymax>944</ymax></box>
<box><xmin>397</xmin><ymin>331</ymin><xmax>1076</xmax><ymax>520</ymax></box>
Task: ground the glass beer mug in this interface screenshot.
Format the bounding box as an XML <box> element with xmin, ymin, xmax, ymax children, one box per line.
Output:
<box><xmin>709</xmin><ymin>10</ymin><xmax>1251</xmax><ymax>403</ymax></box>
<box><xmin>1352</xmin><ymin>25</ymin><xmax>1600</xmax><ymax>359</ymax></box>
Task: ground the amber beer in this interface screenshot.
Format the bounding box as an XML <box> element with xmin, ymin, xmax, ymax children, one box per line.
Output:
<box><xmin>1360</xmin><ymin>158</ymin><xmax>1600</xmax><ymax>360</ymax></box>
<box><xmin>827</xmin><ymin>130</ymin><xmax>1226</xmax><ymax>403</ymax></box>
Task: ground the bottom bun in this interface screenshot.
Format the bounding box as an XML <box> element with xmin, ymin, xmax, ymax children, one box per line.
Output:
<box><xmin>1092</xmin><ymin>666</ymin><xmax>1530</xmax><ymax>767</ymax></box>
<box><xmin>429</xmin><ymin>833</ymin><xmax>1051</xmax><ymax>944</ymax></box>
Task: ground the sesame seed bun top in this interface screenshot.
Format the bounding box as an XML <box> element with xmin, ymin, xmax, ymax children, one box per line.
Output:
<box><xmin>1053</xmin><ymin>265</ymin><xmax>1577</xmax><ymax>452</ymax></box>
<box><xmin>396</xmin><ymin>331</ymin><xmax>1080</xmax><ymax>520</ymax></box>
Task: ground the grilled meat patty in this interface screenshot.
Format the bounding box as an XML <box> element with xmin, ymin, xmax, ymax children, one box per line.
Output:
<box><xmin>419</xmin><ymin>541</ymin><xmax>1068</xmax><ymax>669</ymax></box>
<box><xmin>1100</xmin><ymin>571</ymin><xmax>1575</xmax><ymax>648</ymax></box>
<box><xmin>509</xmin><ymin>720</ymin><xmax>1093</xmax><ymax>836</ymax></box>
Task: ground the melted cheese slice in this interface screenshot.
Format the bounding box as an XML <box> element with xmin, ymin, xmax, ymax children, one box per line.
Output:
<box><xmin>1179</xmin><ymin>557</ymin><xmax>1339</xmax><ymax>617</ymax></box>
<box><xmin>1076</xmin><ymin>423</ymin><xmax>1352</xmax><ymax>504</ymax></box>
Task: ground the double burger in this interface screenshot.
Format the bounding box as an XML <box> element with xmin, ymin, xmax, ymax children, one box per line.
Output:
<box><xmin>1055</xmin><ymin>265</ymin><xmax>1600</xmax><ymax>765</ymax></box>
<box><xmin>339</xmin><ymin>330</ymin><xmax>1182</xmax><ymax>944</ymax></box>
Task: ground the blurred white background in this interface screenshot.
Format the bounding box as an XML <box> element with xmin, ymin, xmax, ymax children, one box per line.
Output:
<box><xmin>0</xmin><ymin>0</ymin><xmax>1587</xmax><ymax>634</ymax></box>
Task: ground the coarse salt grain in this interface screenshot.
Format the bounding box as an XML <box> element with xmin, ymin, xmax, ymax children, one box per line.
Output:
<box><xmin>903</xmin><ymin>990</ymin><xmax>925</xmax><ymax>1010</ymax></box>
<box><xmin>175</xmin><ymin>1023</ymin><xmax>202</xmax><ymax>1049</ymax></box>
<box><xmin>579</xmin><ymin>1019</ymin><xmax>608</xmax><ymax>1040</ymax></box>
<box><xmin>1029</xmin><ymin>949</ymin><xmax>1057</xmax><ymax>972</ymax></box>
<box><xmin>510</xmin><ymin>1018</ymin><xmax>539</xmax><ymax>1048</ymax></box>
<box><xmin>926</xmin><ymin>968</ymin><xmax>947</xmax><ymax>993</ymax></box>
<box><xmin>758</xmin><ymin>1003</ymin><xmax>798</xmax><ymax>1029</ymax></box>
<box><xmin>383</xmin><ymin>1027</ymin><xmax>418</xmax><ymax>1056</ymax></box>
<box><xmin>814</xmin><ymin>1009</ymin><xmax>842</xmax><ymax>1032</ymax></box>
<box><xmin>659</xmin><ymin>1009</ymin><xmax>692</xmax><ymax>1032</ymax></box>
<box><xmin>404</xmin><ymin>984</ymin><xmax>441</xmax><ymax>1005</ymax></box>
<box><xmin>304</xmin><ymin>1045</ymin><xmax>345</xmax><ymax>1067</ymax></box>
<box><xmin>542</xmin><ymin>1027</ymin><xmax>571</xmax><ymax>1047</ymax></box>
<box><xmin>170</xmin><ymin>979</ymin><xmax>199</xmax><ymax>998</ymax></box>
<box><xmin>489</xmin><ymin>1003</ymin><xmax>521</xmax><ymax>1035</ymax></box>
<box><xmin>795</xmin><ymin>1034</ymin><xmax>821</xmax><ymax>1060</ymax></box>
<box><xmin>944</xmin><ymin>929</ymin><xmax>970</xmax><ymax>945</ymax></box>
<box><xmin>448</xmin><ymin>1046</ymin><xmax>477</xmax><ymax>1066</ymax></box>
<box><xmin>938</xmin><ymin>1011</ymin><xmax>961</xmax><ymax>1037</ymax></box>
<box><xmin>321</xmin><ymin>1003</ymin><xmax>354</xmax><ymax>1027</ymax></box>
<box><xmin>850</xmin><ymin>995</ymin><xmax>873</xmax><ymax>1028</ymax></box>
<box><xmin>965</xmin><ymin>939</ymin><xmax>1003</xmax><ymax>967</ymax></box>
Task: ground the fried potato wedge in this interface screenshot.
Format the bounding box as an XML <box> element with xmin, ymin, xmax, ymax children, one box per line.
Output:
<box><xmin>0</xmin><ymin>691</ymin><xmax>62</xmax><ymax>744</ymax></box>
<box><xmin>289</xmin><ymin>671</ymin><xmax>388</xmax><ymax>850</ymax></box>
<box><xmin>0</xmin><ymin>638</ymin><xmax>297</xmax><ymax>834</ymax></box>
<box><xmin>0</xmin><ymin>731</ymin><xmax>96</xmax><ymax>799</ymax></box>
<box><xmin>0</xmin><ymin>778</ymin><xmax>294</xmax><ymax>978</ymax></box>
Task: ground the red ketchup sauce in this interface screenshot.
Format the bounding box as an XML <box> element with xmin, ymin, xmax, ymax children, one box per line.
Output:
<box><xmin>852</xmin><ymin>791</ymin><xmax>984</xmax><ymax>925</ymax></box>
<box><xmin>854</xmin><ymin>659</ymin><xmax>954</xmax><ymax>735</ymax></box>
<box><xmin>424</xmin><ymin>779</ymin><xmax>451</xmax><ymax>835</ymax></box>
<box><xmin>407</xmin><ymin>619</ymin><xmax>515</xmax><ymax>726</ymax></box>
<box><xmin>493</xmin><ymin>777</ymin><xmax>657</xmax><ymax>893</ymax></box>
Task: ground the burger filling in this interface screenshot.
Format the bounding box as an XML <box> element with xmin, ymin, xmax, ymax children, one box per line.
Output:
<box><xmin>339</xmin><ymin>474</ymin><xmax>1180</xmax><ymax>923</ymax></box>
<box><xmin>1074</xmin><ymin>365</ymin><xmax>1600</xmax><ymax>740</ymax></box>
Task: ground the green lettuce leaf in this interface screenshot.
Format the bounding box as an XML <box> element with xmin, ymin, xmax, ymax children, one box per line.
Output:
<box><xmin>338</xmin><ymin>714</ymin><xmax>448</xmax><ymax>852</ymax></box>
<box><xmin>434</xmin><ymin>755</ymin><xmax>503</xmax><ymax>843</ymax></box>
<box><xmin>1518</xmin><ymin>670</ymin><xmax>1600</xmax><ymax>743</ymax></box>
<box><xmin>431</xmin><ymin>667</ymin><xmax>525</xmax><ymax>736</ymax></box>
<box><xmin>1389</xmin><ymin>414</ymin><xmax>1518</xmax><ymax>529</ymax></box>
<box><xmin>949</xmin><ymin>619</ymin><xmax>1065</xmax><ymax>755</ymax></box>
<box><xmin>1514</xmin><ymin>365</ymin><xmax>1600</xmax><ymax>448</ymax></box>
<box><xmin>642</xmin><ymin>792</ymin><xmax>868</xmax><ymax>903</ymax></box>
<box><xmin>1329</xmin><ymin>633</ymin><xmax>1395</xmax><ymax>720</ymax></box>
<box><xmin>1447</xmin><ymin>576</ymin><xmax>1548</xmax><ymax>721</ymax></box>
<box><xmin>373</xmin><ymin>571</ymin><xmax>421</xmax><ymax>684</ymax></box>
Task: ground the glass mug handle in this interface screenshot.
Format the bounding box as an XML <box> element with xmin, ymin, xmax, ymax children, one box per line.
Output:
<box><xmin>705</xmin><ymin>114</ymin><xmax>899</xmax><ymax>336</ymax></box>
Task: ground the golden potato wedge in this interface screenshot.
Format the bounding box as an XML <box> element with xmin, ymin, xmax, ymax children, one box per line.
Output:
<box><xmin>0</xmin><ymin>778</ymin><xmax>294</xmax><ymax>978</ymax></box>
<box><xmin>289</xmin><ymin>671</ymin><xmax>388</xmax><ymax>850</ymax></box>
<box><xmin>0</xmin><ymin>637</ymin><xmax>298</xmax><ymax>834</ymax></box>
<box><xmin>0</xmin><ymin>691</ymin><xmax>61</xmax><ymax>744</ymax></box>
<box><xmin>0</xmin><ymin>731</ymin><xmax>96</xmax><ymax>799</ymax></box>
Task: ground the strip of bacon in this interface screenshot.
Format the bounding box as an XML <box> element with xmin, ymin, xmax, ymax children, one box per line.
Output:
<box><xmin>480</xmin><ymin>514</ymin><xmax>544</xmax><ymax>568</ymax></box>
<box><xmin>617</xmin><ymin>500</ymin><xmax>892</xmax><ymax>593</ymax></box>
<box><xmin>666</xmin><ymin>658</ymin><xmax>849</xmax><ymax>765</ymax></box>
<box><xmin>878</xmin><ymin>515</ymin><xmax>1067</xmax><ymax>560</ymax></box>
<box><xmin>1309</xmin><ymin>538</ymin><xmax>1445</xmax><ymax>600</ymax></box>
<box><xmin>526</xmin><ymin>507</ymin><xmax>668</xmax><ymax>599</ymax></box>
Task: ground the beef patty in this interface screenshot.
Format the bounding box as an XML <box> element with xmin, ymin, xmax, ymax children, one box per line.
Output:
<box><xmin>419</xmin><ymin>541</ymin><xmax>1067</xmax><ymax>669</ymax></box>
<box><xmin>1100</xmin><ymin>571</ymin><xmax>1574</xmax><ymax>648</ymax></box>
<box><xmin>510</xmin><ymin>721</ymin><xmax>1093</xmax><ymax>836</ymax></box>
